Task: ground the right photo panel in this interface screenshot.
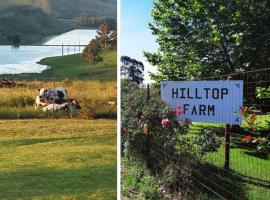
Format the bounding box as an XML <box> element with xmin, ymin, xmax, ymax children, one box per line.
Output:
<box><xmin>120</xmin><ymin>1</ymin><xmax>270</xmax><ymax>199</ymax></box>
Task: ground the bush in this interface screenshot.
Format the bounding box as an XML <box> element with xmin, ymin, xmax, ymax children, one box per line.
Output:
<box><xmin>121</xmin><ymin>80</ymin><xmax>190</xmax><ymax>158</ymax></box>
<box><xmin>195</xmin><ymin>128</ymin><xmax>222</xmax><ymax>157</ymax></box>
<box><xmin>121</xmin><ymin>158</ymin><xmax>161</xmax><ymax>199</ymax></box>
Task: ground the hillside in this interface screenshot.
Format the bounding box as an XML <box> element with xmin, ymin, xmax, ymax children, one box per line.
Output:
<box><xmin>0</xmin><ymin>6</ymin><xmax>75</xmax><ymax>45</ymax></box>
<box><xmin>0</xmin><ymin>0</ymin><xmax>116</xmax><ymax>44</ymax></box>
<box><xmin>3</xmin><ymin>50</ymin><xmax>117</xmax><ymax>81</ymax></box>
<box><xmin>0</xmin><ymin>0</ymin><xmax>117</xmax><ymax>19</ymax></box>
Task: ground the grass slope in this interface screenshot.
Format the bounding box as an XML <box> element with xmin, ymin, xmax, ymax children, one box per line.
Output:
<box><xmin>4</xmin><ymin>51</ymin><xmax>117</xmax><ymax>81</ymax></box>
<box><xmin>0</xmin><ymin>119</ymin><xmax>116</xmax><ymax>200</ymax></box>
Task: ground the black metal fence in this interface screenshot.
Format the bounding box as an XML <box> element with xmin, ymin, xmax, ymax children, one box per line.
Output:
<box><xmin>147</xmin><ymin>68</ymin><xmax>270</xmax><ymax>200</ymax></box>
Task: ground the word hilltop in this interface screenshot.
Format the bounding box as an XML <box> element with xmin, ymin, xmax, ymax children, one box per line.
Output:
<box><xmin>172</xmin><ymin>88</ymin><xmax>229</xmax><ymax>100</ymax></box>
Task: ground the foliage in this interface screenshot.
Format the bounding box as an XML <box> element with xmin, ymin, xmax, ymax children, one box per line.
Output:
<box><xmin>256</xmin><ymin>86</ymin><xmax>270</xmax><ymax>99</ymax></box>
<box><xmin>121</xmin><ymin>80</ymin><xmax>190</xmax><ymax>157</ymax></box>
<box><xmin>82</xmin><ymin>24</ymin><xmax>117</xmax><ymax>64</ymax></box>
<box><xmin>195</xmin><ymin>128</ymin><xmax>222</xmax><ymax>156</ymax></box>
<box><xmin>145</xmin><ymin>0</ymin><xmax>270</xmax><ymax>87</ymax></box>
<box><xmin>75</xmin><ymin>15</ymin><xmax>107</xmax><ymax>27</ymax></box>
<box><xmin>239</xmin><ymin>106</ymin><xmax>270</xmax><ymax>155</ymax></box>
<box><xmin>81</xmin><ymin>38</ymin><xmax>102</xmax><ymax>64</ymax></box>
<box><xmin>121</xmin><ymin>56</ymin><xmax>144</xmax><ymax>85</ymax></box>
<box><xmin>138</xmin><ymin>175</ymin><xmax>160</xmax><ymax>199</ymax></box>
<box><xmin>121</xmin><ymin>158</ymin><xmax>161</xmax><ymax>199</ymax></box>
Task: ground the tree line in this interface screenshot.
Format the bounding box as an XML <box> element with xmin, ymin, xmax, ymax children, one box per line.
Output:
<box><xmin>75</xmin><ymin>15</ymin><xmax>107</xmax><ymax>27</ymax></box>
<box><xmin>82</xmin><ymin>23</ymin><xmax>117</xmax><ymax>64</ymax></box>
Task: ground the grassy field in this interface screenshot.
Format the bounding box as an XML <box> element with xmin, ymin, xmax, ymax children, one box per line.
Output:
<box><xmin>4</xmin><ymin>51</ymin><xmax>116</xmax><ymax>81</ymax></box>
<box><xmin>0</xmin><ymin>119</ymin><xmax>116</xmax><ymax>199</ymax></box>
<box><xmin>0</xmin><ymin>80</ymin><xmax>116</xmax><ymax>119</ymax></box>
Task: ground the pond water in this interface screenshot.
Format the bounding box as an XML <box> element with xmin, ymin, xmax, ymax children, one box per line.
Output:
<box><xmin>0</xmin><ymin>29</ymin><xmax>96</xmax><ymax>74</ymax></box>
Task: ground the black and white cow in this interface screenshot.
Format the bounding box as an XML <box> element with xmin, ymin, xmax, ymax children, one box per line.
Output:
<box><xmin>42</xmin><ymin>99</ymin><xmax>81</xmax><ymax>113</ymax></box>
<box><xmin>35</xmin><ymin>95</ymin><xmax>47</xmax><ymax>110</ymax></box>
<box><xmin>38</xmin><ymin>87</ymin><xmax>68</xmax><ymax>104</ymax></box>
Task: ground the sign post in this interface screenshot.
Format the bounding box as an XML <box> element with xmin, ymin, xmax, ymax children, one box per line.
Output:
<box><xmin>161</xmin><ymin>80</ymin><xmax>243</xmax><ymax>170</ymax></box>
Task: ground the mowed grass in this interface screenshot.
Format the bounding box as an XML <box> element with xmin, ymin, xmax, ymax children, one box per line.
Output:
<box><xmin>0</xmin><ymin>119</ymin><xmax>116</xmax><ymax>200</ymax></box>
<box><xmin>4</xmin><ymin>51</ymin><xmax>117</xmax><ymax>81</ymax></box>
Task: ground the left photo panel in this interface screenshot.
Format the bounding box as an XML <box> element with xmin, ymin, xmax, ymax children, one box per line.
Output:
<box><xmin>0</xmin><ymin>0</ymin><xmax>117</xmax><ymax>199</ymax></box>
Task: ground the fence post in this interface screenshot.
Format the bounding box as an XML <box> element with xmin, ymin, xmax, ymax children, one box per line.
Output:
<box><xmin>52</xmin><ymin>80</ymin><xmax>56</xmax><ymax>119</ymax></box>
<box><xmin>146</xmin><ymin>84</ymin><xmax>151</xmax><ymax>168</ymax></box>
<box><xmin>224</xmin><ymin>124</ymin><xmax>230</xmax><ymax>169</ymax></box>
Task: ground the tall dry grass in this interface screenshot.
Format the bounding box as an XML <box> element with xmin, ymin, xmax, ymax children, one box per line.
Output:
<box><xmin>0</xmin><ymin>80</ymin><xmax>117</xmax><ymax>119</ymax></box>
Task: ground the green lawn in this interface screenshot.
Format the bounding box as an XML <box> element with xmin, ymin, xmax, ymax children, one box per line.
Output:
<box><xmin>4</xmin><ymin>51</ymin><xmax>117</xmax><ymax>81</ymax></box>
<box><xmin>0</xmin><ymin>119</ymin><xmax>116</xmax><ymax>200</ymax></box>
<box><xmin>188</xmin><ymin>120</ymin><xmax>270</xmax><ymax>200</ymax></box>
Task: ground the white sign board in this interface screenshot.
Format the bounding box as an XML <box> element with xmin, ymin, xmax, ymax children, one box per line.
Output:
<box><xmin>161</xmin><ymin>81</ymin><xmax>243</xmax><ymax>125</ymax></box>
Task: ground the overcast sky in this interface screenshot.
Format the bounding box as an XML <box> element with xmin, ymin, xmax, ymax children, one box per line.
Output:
<box><xmin>121</xmin><ymin>0</ymin><xmax>158</xmax><ymax>83</ymax></box>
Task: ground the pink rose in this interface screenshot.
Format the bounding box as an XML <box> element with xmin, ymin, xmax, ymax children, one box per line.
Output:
<box><xmin>161</xmin><ymin>118</ymin><xmax>170</xmax><ymax>128</ymax></box>
<box><xmin>172</xmin><ymin>105</ymin><xmax>183</xmax><ymax>116</ymax></box>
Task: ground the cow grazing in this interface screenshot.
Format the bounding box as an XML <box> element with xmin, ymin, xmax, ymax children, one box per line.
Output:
<box><xmin>38</xmin><ymin>87</ymin><xmax>68</xmax><ymax>104</ymax></box>
<box><xmin>35</xmin><ymin>96</ymin><xmax>47</xmax><ymax>110</ymax></box>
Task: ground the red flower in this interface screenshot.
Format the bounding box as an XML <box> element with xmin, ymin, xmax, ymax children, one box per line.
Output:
<box><xmin>242</xmin><ymin>135</ymin><xmax>252</xmax><ymax>143</ymax></box>
<box><xmin>144</xmin><ymin>129</ymin><xmax>150</xmax><ymax>135</ymax></box>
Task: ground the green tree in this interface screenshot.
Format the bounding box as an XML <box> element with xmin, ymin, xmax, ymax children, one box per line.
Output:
<box><xmin>144</xmin><ymin>0</ymin><xmax>270</xmax><ymax>86</ymax></box>
<box><xmin>110</xmin><ymin>28</ymin><xmax>117</xmax><ymax>50</ymax></box>
<box><xmin>121</xmin><ymin>56</ymin><xmax>144</xmax><ymax>85</ymax></box>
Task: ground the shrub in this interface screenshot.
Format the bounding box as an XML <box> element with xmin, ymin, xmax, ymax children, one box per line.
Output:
<box><xmin>121</xmin><ymin>80</ymin><xmax>190</xmax><ymax>158</ymax></box>
<box><xmin>194</xmin><ymin>128</ymin><xmax>222</xmax><ymax>157</ymax></box>
<box><xmin>138</xmin><ymin>175</ymin><xmax>160</xmax><ymax>199</ymax></box>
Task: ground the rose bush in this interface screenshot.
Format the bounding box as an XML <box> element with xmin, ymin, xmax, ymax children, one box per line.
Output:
<box><xmin>121</xmin><ymin>80</ymin><xmax>190</xmax><ymax>158</ymax></box>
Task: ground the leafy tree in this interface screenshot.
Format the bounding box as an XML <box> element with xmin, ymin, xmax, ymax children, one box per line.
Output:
<box><xmin>97</xmin><ymin>23</ymin><xmax>111</xmax><ymax>50</ymax></box>
<box><xmin>110</xmin><ymin>28</ymin><xmax>117</xmax><ymax>50</ymax></box>
<box><xmin>121</xmin><ymin>56</ymin><xmax>144</xmax><ymax>84</ymax></box>
<box><xmin>144</xmin><ymin>0</ymin><xmax>270</xmax><ymax>86</ymax></box>
<box><xmin>81</xmin><ymin>38</ymin><xmax>102</xmax><ymax>64</ymax></box>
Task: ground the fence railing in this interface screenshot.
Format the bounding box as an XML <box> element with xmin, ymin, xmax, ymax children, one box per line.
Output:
<box><xmin>146</xmin><ymin>68</ymin><xmax>270</xmax><ymax>199</ymax></box>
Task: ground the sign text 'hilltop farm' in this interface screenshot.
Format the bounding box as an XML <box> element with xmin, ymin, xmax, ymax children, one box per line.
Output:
<box><xmin>161</xmin><ymin>81</ymin><xmax>243</xmax><ymax>125</ymax></box>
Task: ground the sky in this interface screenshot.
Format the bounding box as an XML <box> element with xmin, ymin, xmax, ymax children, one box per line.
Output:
<box><xmin>121</xmin><ymin>0</ymin><xmax>158</xmax><ymax>83</ymax></box>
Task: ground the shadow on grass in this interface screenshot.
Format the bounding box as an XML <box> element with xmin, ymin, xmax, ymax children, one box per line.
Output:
<box><xmin>0</xmin><ymin>137</ymin><xmax>87</xmax><ymax>147</ymax></box>
<box><xmin>192</xmin><ymin>162</ymin><xmax>247</xmax><ymax>200</ymax></box>
<box><xmin>0</xmin><ymin>165</ymin><xmax>116</xmax><ymax>199</ymax></box>
<box><xmin>244</xmin><ymin>151</ymin><xmax>269</xmax><ymax>160</ymax></box>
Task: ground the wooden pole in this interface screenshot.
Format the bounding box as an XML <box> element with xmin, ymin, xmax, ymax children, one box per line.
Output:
<box><xmin>146</xmin><ymin>84</ymin><xmax>151</xmax><ymax>168</ymax></box>
<box><xmin>224</xmin><ymin>124</ymin><xmax>230</xmax><ymax>169</ymax></box>
<box><xmin>62</xmin><ymin>44</ymin><xmax>63</xmax><ymax>56</ymax></box>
